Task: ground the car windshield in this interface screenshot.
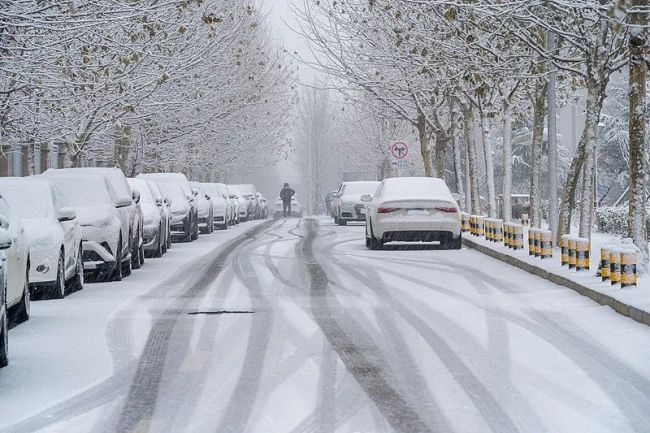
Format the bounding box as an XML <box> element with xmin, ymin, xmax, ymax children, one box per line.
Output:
<box><xmin>381</xmin><ymin>178</ymin><xmax>451</xmax><ymax>200</ymax></box>
<box><xmin>157</xmin><ymin>182</ymin><xmax>186</xmax><ymax>210</ymax></box>
<box><xmin>130</xmin><ymin>180</ymin><xmax>154</xmax><ymax>204</ymax></box>
<box><xmin>0</xmin><ymin>181</ymin><xmax>54</xmax><ymax>218</ymax></box>
<box><xmin>342</xmin><ymin>182</ymin><xmax>379</xmax><ymax>195</ymax></box>
<box><xmin>49</xmin><ymin>176</ymin><xmax>114</xmax><ymax>207</ymax></box>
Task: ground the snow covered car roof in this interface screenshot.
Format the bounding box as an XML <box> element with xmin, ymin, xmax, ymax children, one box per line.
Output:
<box><xmin>378</xmin><ymin>177</ymin><xmax>454</xmax><ymax>202</ymax></box>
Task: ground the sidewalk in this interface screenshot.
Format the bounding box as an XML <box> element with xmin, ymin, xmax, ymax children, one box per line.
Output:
<box><xmin>463</xmin><ymin>231</ymin><xmax>650</xmax><ymax>327</ymax></box>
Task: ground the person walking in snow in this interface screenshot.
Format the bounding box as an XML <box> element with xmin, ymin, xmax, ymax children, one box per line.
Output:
<box><xmin>279</xmin><ymin>183</ymin><xmax>295</xmax><ymax>217</ymax></box>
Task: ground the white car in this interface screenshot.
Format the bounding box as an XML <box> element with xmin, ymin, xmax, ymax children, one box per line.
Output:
<box><xmin>46</xmin><ymin>167</ymin><xmax>137</xmax><ymax>275</ymax></box>
<box><xmin>333</xmin><ymin>181</ymin><xmax>380</xmax><ymax>225</ymax></box>
<box><xmin>225</xmin><ymin>185</ymin><xmax>240</xmax><ymax>224</ymax></box>
<box><xmin>0</xmin><ymin>178</ymin><xmax>83</xmax><ymax>299</ymax></box>
<box><xmin>128</xmin><ymin>178</ymin><xmax>168</xmax><ymax>257</ymax></box>
<box><xmin>202</xmin><ymin>183</ymin><xmax>229</xmax><ymax>230</ymax></box>
<box><xmin>364</xmin><ymin>177</ymin><xmax>462</xmax><ymax>250</ymax></box>
<box><xmin>0</xmin><ymin>230</ymin><xmax>11</xmax><ymax>367</ymax></box>
<box><xmin>45</xmin><ymin>174</ymin><xmax>126</xmax><ymax>282</ymax></box>
<box><xmin>190</xmin><ymin>182</ymin><xmax>214</xmax><ymax>234</ymax></box>
<box><xmin>0</xmin><ymin>195</ymin><xmax>29</xmax><ymax>325</ymax></box>
<box><xmin>139</xmin><ymin>173</ymin><xmax>199</xmax><ymax>242</ymax></box>
<box><xmin>273</xmin><ymin>196</ymin><xmax>302</xmax><ymax>218</ymax></box>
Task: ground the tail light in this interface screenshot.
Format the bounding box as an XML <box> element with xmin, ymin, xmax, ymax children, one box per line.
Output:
<box><xmin>434</xmin><ymin>206</ymin><xmax>457</xmax><ymax>213</ymax></box>
<box><xmin>378</xmin><ymin>207</ymin><xmax>400</xmax><ymax>214</ymax></box>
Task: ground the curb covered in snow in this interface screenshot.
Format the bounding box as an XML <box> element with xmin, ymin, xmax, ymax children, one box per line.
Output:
<box><xmin>462</xmin><ymin>236</ymin><xmax>650</xmax><ymax>327</ymax></box>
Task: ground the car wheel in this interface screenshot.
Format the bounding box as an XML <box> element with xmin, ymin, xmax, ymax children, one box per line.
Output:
<box><xmin>71</xmin><ymin>248</ymin><xmax>84</xmax><ymax>292</ymax></box>
<box><xmin>122</xmin><ymin>252</ymin><xmax>132</xmax><ymax>277</ymax></box>
<box><xmin>13</xmin><ymin>263</ymin><xmax>30</xmax><ymax>324</ymax></box>
<box><xmin>448</xmin><ymin>235</ymin><xmax>462</xmax><ymax>250</ymax></box>
<box><xmin>334</xmin><ymin>215</ymin><xmax>339</xmax><ymax>224</ymax></box>
<box><xmin>338</xmin><ymin>218</ymin><xmax>347</xmax><ymax>226</ymax></box>
<box><xmin>112</xmin><ymin>239</ymin><xmax>123</xmax><ymax>282</ymax></box>
<box><xmin>369</xmin><ymin>222</ymin><xmax>382</xmax><ymax>250</ymax></box>
<box><xmin>139</xmin><ymin>243</ymin><xmax>145</xmax><ymax>265</ymax></box>
<box><xmin>0</xmin><ymin>301</ymin><xmax>8</xmax><ymax>368</ymax></box>
<box><xmin>49</xmin><ymin>252</ymin><xmax>66</xmax><ymax>299</ymax></box>
<box><xmin>155</xmin><ymin>226</ymin><xmax>164</xmax><ymax>258</ymax></box>
<box><xmin>191</xmin><ymin>218</ymin><xmax>199</xmax><ymax>240</ymax></box>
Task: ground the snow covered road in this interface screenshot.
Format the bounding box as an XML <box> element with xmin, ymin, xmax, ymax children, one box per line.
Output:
<box><xmin>2</xmin><ymin>217</ymin><xmax>650</xmax><ymax>433</ymax></box>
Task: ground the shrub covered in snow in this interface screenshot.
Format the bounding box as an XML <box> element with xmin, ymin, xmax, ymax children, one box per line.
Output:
<box><xmin>594</xmin><ymin>205</ymin><xmax>650</xmax><ymax>237</ymax></box>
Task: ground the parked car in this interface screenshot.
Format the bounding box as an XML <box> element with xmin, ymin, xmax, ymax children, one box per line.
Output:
<box><xmin>273</xmin><ymin>196</ymin><xmax>303</xmax><ymax>218</ymax></box>
<box><xmin>364</xmin><ymin>177</ymin><xmax>462</xmax><ymax>250</ymax></box>
<box><xmin>0</xmin><ymin>196</ymin><xmax>29</xmax><ymax>326</ymax></box>
<box><xmin>46</xmin><ymin>167</ymin><xmax>139</xmax><ymax>273</ymax></box>
<box><xmin>128</xmin><ymin>178</ymin><xmax>167</xmax><ymax>257</ymax></box>
<box><xmin>225</xmin><ymin>185</ymin><xmax>240</xmax><ymax>225</ymax></box>
<box><xmin>138</xmin><ymin>173</ymin><xmax>198</xmax><ymax>242</ymax></box>
<box><xmin>257</xmin><ymin>194</ymin><xmax>268</xmax><ymax>219</ymax></box>
<box><xmin>332</xmin><ymin>181</ymin><xmax>380</xmax><ymax>226</ymax></box>
<box><xmin>0</xmin><ymin>178</ymin><xmax>83</xmax><ymax>299</ymax></box>
<box><xmin>189</xmin><ymin>182</ymin><xmax>214</xmax><ymax>234</ymax></box>
<box><xmin>44</xmin><ymin>174</ymin><xmax>128</xmax><ymax>281</ymax></box>
<box><xmin>233</xmin><ymin>184</ymin><xmax>259</xmax><ymax>219</ymax></box>
<box><xmin>142</xmin><ymin>180</ymin><xmax>171</xmax><ymax>253</ymax></box>
<box><xmin>0</xmin><ymin>227</ymin><xmax>14</xmax><ymax>368</ymax></box>
<box><xmin>230</xmin><ymin>185</ymin><xmax>251</xmax><ymax>222</ymax></box>
<box><xmin>202</xmin><ymin>183</ymin><xmax>229</xmax><ymax>230</ymax></box>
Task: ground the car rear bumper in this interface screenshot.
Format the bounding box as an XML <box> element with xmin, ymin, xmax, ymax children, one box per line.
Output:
<box><xmin>381</xmin><ymin>230</ymin><xmax>458</xmax><ymax>243</ymax></box>
<box><xmin>374</xmin><ymin>219</ymin><xmax>460</xmax><ymax>240</ymax></box>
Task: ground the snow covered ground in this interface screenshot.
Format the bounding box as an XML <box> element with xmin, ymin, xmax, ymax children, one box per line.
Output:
<box><xmin>1</xmin><ymin>217</ymin><xmax>650</xmax><ymax>433</ymax></box>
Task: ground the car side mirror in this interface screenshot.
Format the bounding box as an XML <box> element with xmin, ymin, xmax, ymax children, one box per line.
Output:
<box><xmin>205</xmin><ymin>194</ymin><xmax>211</xmax><ymax>200</ymax></box>
<box><xmin>58</xmin><ymin>207</ymin><xmax>77</xmax><ymax>222</ymax></box>
<box><xmin>0</xmin><ymin>228</ymin><xmax>11</xmax><ymax>250</ymax></box>
<box><xmin>451</xmin><ymin>193</ymin><xmax>461</xmax><ymax>202</ymax></box>
<box><xmin>228</xmin><ymin>194</ymin><xmax>236</xmax><ymax>199</ymax></box>
<box><xmin>191</xmin><ymin>187</ymin><xmax>199</xmax><ymax>196</ymax></box>
<box><xmin>360</xmin><ymin>194</ymin><xmax>372</xmax><ymax>202</ymax></box>
<box><xmin>155</xmin><ymin>197</ymin><xmax>163</xmax><ymax>207</ymax></box>
<box><xmin>132</xmin><ymin>189</ymin><xmax>141</xmax><ymax>204</ymax></box>
<box><xmin>0</xmin><ymin>215</ymin><xmax>9</xmax><ymax>229</ymax></box>
<box><xmin>165</xmin><ymin>196</ymin><xmax>172</xmax><ymax>207</ymax></box>
<box><xmin>186</xmin><ymin>194</ymin><xmax>194</xmax><ymax>203</ymax></box>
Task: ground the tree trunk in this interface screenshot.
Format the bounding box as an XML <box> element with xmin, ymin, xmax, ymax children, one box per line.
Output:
<box><xmin>451</xmin><ymin>107</ymin><xmax>465</xmax><ymax>209</ymax></box>
<box><xmin>530</xmin><ymin>80</ymin><xmax>547</xmax><ymax>228</ymax></box>
<box><xmin>628</xmin><ymin>0</ymin><xmax>649</xmax><ymax>267</ymax></box>
<box><xmin>502</xmin><ymin>105</ymin><xmax>513</xmax><ymax>221</ymax></box>
<box><xmin>463</xmin><ymin>107</ymin><xmax>480</xmax><ymax>214</ymax></box>
<box><xmin>547</xmin><ymin>31</ymin><xmax>559</xmax><ymax>237</ymax></box>
<box><xmin>114</xmin><ymin>124</ymin><xmax>131</xmax><ymax>174</ymax></box>
<box><xmin>434</xmin><ymin>132</ymin><xmax>447</xmax><ymax>179</ymax></box>
<box><xmin>578</xmin><ymin>83</ymin><xmax>603</xmax><ymax>238</ymax></box>
<box><xmin>416</xmin><ymin>113</ymin><xmax>434</xmax><ymax>177</ymax></box>
<box><xmin>479</xmin><ymin>110</ymin><xmax>497</xmax><ymax>217</ymax></box>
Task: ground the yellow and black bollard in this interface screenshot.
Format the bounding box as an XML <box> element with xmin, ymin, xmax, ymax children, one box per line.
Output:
<box><xmin>470</xmin><ymin>215</ymin><xmax>475</xmax><ymax>235</ymax></box>
<box><xmin>461</xmin><ymin>213</ymin><xmax>470</xmax><ymax>233</ymax></box>
<box><xmin>503</xmin><ymin>223</ymin><xmax>510</xmax><ymax>248</ymax></box>
<box><xmin>528</xmin><ymin>228</ymin><xmax>535</xmax><ymax>255</ymax></box>
<box><xmin>495</xmin><ymin>219</ymin><xmax>504</xmax><ymax>243</ymax></box>
<box><xmin>560</xmin><ymin>235</ymin><xmax>571</xmax><ymax>267</ymax></box>
<box><xmin>513</xmin><ymin>224</ymin><xmax>524</xmax><ymax>250</ymax></box>
<box><xmin>475</xmin><ymin>216</ymin><xmax>484</xmax><ymax>237</ymax></box>
<box><xmin>534</xmin><ymin>229</ymin><xmax>542</xmax><ymax>258</ymax></box>
<box><xmin>620</xmin><ymin>249</ymin><xmax>637</xmax><ymax>287</ymax></box>
<box><xmin>568</xmin><ymin>237</ymin><xmax>577</xmax><ymax>269</ymax></box>
<box><xmin>485</xmin><ymin>219</ymin><xmax>492</xmax><ymax>241</ymax></box>
<box><xmin>598</xmin><ymin>247</ymin><xmax>610</xmax><ymax>281</ymax></box>
<box><xmin>609</xmin><ymin>249</ymin><xmax>621</xmax><ymax>286</ymax></box>
<box><xmin>575</xmin><ymin>238</ymin><xmax>590</xmax><ymax>271</ymax></box>
<box><xmin>540</xmin><ymin>230</ymin><xmax>553</xmax><ymax>259</ymax></box>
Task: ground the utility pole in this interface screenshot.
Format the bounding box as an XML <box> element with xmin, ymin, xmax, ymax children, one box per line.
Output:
<box><xmin>547</xmin><ymin>30</ymin><xmax>559</xmax><ymax>237</ymax></box>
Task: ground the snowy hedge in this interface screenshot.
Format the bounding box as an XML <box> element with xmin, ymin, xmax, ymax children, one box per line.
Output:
<box><xmin>594</xmin><ymin>206</ymin><xmax>650</xmax><ymax>236</ymax></box>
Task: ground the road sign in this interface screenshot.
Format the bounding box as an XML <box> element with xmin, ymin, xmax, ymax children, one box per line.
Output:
<box><xmin>390</xmin><ymin>141</ymin><xmax>408</xmax><ymax>160</ymax></box>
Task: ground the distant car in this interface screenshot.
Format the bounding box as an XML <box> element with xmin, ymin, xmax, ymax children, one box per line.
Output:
<box><xmin>273</xmin><ymin>196</ymin><xmax>303</xmax><ymax>218</ymax></box>
<box><xmin>257</xmin><ymin>193</ymin><xmax>268</xmax><ymax>219</ymax></box>
<box><xmin>202</xmin><ymin>183</ymin><xmax>229</xmax><ymax>230</ymax></box>
<box><xmin>190</xmin><ymin>182</ymin><xmax>214</xmax><ymax>234</ymax></box>
<box><xmin>0</xmin><ymin>227</ymin><xmax>13</xmax><ymax>368</ymax></box>
<box><xmin>44</xmin><ymin>174</ymin><xmax>127</xmax><ymax>282</ymax></box>
<box><xmin>128</xmin><ymin>178</ymin><xmax>167</xmax><ymax>258</ymax></box>
<box><xmin>46</xmin><ymin>167</ymin><xmax>138</xmax><ymax>274</ymax></box>
<box><xmin>0</xmin><ymin>178</ymin><xmax>84</xmax><ymax>299</ymax></box>
<box><xmin>365</xmin><ymin>177</ymin><xmax>462</xmax><ymax>250</ymax></box>
<box><xmin>230</xmin><ymin>185</ymin><xmax>251</xmax><ymax>222</ymax></box>
<box><xmin>332</xmin><ymin>181</ymin><xmax>380</xmax><ymax>225</ymax></box>
<box><xmin>0</xmin><ymin>196</ymin><xmax>29</xmax><ymax>326</ymax></box>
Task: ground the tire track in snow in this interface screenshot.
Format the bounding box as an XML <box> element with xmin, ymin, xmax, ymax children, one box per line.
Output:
<box><xmin>212</xmin><ymin>234</ymin><xmax>274</xmax><ymax>433</ymax></box>
<box><xmin>113</xmin><ymin>222</ymin><xmax>272</xmax><ymax>433</ymax></box>
<box><xmin>300</xmin><ymin>218</ymin><xmax>433</xmax><ymax>433</ymax></box>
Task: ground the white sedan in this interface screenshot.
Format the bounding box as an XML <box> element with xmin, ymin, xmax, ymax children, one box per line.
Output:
<box><xmin>364</xmin><ymin>177</ymin><xmax>462</xmax><ymax>250</ymax></box>
<box><xmin>0</xmin><ymin>178</ymin><xmax>84</xmax><ymax>299</ymax></box>
<box><xmin>0</xmin><ymin>195</ymin><xmax>29</xmax><ymax>326</ymax></box>
<box><xmin>333</xmin><ymin>181</ymin><xmax>380</xmax><ymax>225</ymax></box>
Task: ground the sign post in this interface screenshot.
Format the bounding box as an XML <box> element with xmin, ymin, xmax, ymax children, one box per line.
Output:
<box><xmin>389</xmin><ymin>141</ymin><xmax>409</xmax><ymax>176</ymax></box>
